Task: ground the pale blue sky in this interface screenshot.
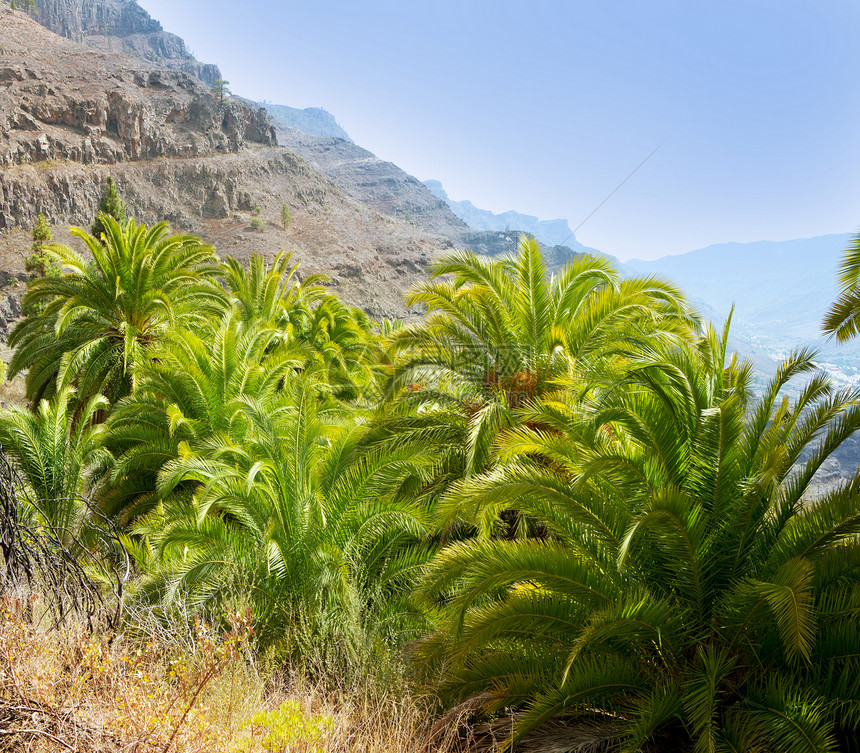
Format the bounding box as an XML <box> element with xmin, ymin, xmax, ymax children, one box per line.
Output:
<box><xmin>140</xmin><ymin>1</ymin><xmax>860</xmax><ymax>260</ymax></box>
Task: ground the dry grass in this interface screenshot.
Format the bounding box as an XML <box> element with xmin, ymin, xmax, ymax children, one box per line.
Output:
<box><xmin>0</xmin><ymin>596</ymin><xmax>471</xmax><ymax>753</ymax></box>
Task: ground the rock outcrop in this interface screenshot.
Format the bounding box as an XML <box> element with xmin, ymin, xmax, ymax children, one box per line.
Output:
<box><xmin>0</xmin><ymin>3</ymin><xmax>274</xmax><ymax>181</ymax></box>
<box><xmin>0</xmin><ymin>6</ymin><xmax>452</xmax><ymax>321</ymax></box>
<box><xmin>28</xmin><ymin>0</ymin><xmax>222</xmax><ymax>85</ymax></box>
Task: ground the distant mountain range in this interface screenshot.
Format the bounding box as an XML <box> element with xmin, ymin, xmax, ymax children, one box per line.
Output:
<box><xmin>424</xmin><ymin>180</ymin><xmax>577</xmax><ymax>249</ymax></box>
<box><xmin>626</xmin><ymin>234</ymin><xmax>860</xmax><ymax>387</ymax></box>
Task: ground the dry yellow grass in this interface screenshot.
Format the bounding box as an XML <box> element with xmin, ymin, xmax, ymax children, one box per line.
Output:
<box><xmin>0</xmin><ymin>596</ymin><xmax>471</xmax><ymax>753</ymax></box>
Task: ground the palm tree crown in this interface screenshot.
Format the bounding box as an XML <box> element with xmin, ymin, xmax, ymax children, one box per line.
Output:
<box><xmin>420</xmin><ymin>324</ymin><xmax>860</xmax><ymax>751</ymax></box>
<box><xmin>0</xmin><ymin>385</ymin><xmax>110</xmax><ymax>542</ymax></box>
<box><xmin>8</xmin><ymin>215</ymin><xmax>225</xmax><ymax>406</ymax></box>
<box><xmin>823</xmin><ymin>232</ymin><xmax>860</xmax><ymax>342</ymax></box>
<box><xmin>367</xmin><ymin>236</ymin><xmax>699</xmax><ymax>509</ymax></box>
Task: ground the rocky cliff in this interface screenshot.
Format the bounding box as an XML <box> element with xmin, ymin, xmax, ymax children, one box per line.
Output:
<box><xmin>0</xmin><ymin>4</ymin><xmax>275</xmax><ymax>224</ymax></box>
<box><xmin>0</xmin><ymin>5</ymin><xmax>452</xmax><ymax>322</ymax></box>
<box><xmin>26</xmin><ymin>0</ymin><xmax>222</xmax><ymax>85</ymax></box>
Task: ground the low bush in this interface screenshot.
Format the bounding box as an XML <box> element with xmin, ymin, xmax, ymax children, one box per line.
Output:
<box><xmin>0</xmin><ymin>598</ymin><xmax>467</xmax><ymax>752</ymax></box>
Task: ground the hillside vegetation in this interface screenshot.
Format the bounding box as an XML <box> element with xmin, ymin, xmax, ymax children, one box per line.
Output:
<box><xmin>1</xmin><ymin>210</ymin><xmax>859</xmax><ymax>752</ymax></box>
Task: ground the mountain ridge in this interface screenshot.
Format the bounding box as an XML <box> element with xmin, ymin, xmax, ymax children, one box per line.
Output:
<box><xmin>424</xmin><ymin>179</ymin><xmax>579</xmax><ymax>249</ymax></box>
<box><xmin>260</xmin><ymin>103</ymin><xmax>353</xmax><ymax>142</ymax></box>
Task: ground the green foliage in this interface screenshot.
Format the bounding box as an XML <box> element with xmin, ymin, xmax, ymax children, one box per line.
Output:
<box><xmin>418</xmin><ymin>325</ymin><xmax>860</xmax><ymax>750</ymax></box>
<box><xmin>3</xmin><ymin>209</ymin><xmax>857</xmax><ymax>752</ymax></box>
<box><xmin>240</xmin><ymin>700</ymin><xmax>333</xmax><ymax>752</ymax></box>
<box><xmin>249</xmin><ymin>217</ymin><xmax>263</xmax><ymax>231</ymax></box>
<box><xmin>30</xmin><ymin>212</ymin><xmax>50</xmax><ymax>244</ymax></box>
<box><xmin>823</xmin><ymin>232</ymin><xmax>860</xmax><ymax>342</ymax></box>
<box><xmin>8</xmin><ymin>216</ymin><xmax>225</xmax><ymax>407</ymax></box>
<box><xmin>25</xmin><ymin>213</ymin><xmax>61</xmax><ymax>282</ymax></box>
<box><xmin>372</xmin><ymin>234</ymin><xmax>699</xmax><ymax>510</ymax></box>
<box><xmin>280</xmin><ymin>202</ymin><xmax>291</xmax><ymax>229</ymax></box>
<box><xmin>211</xmin><ymin>79</ymin><xmax>231</xmax><ymax>105</ymax></box>
<box><xmin>103</xmin><ymin>311</ymin><xmax>309</xmax><ymax>522</ymax></box>
<box><xmin>132</xmin><ymin>367</ymin><xmax>430</xmax><ymax>657</ymax></box>
<box><xmin>91</xmin><ymin>176</ymin><xmax>127</xmax><ymax>241</ymax></box>
<box><xmin>24</xmin><ymin>214</ymin><xmax>60</xmax><ymax>317</ymax></box>
<box><xmin>0</xmin><ymin>384</ymin><xmax>110</xmax><ymax>541</ymax></box>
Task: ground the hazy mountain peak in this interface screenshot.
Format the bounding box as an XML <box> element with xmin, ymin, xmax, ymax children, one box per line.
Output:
<box><xmin>424</xmin><ymin>179</ymin><xmax>576</xmax><ymax>248</ymax></box>
<box><xmin>260</xmin><ymin>103</ymin><xmax>352</xmax><ymax>142</ymax></box>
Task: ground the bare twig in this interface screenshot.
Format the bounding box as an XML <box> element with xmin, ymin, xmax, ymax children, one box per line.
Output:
<box><xmin>0</xmin><ymin>727</ymin><xmax>77</xmax><ymax>751</ymax></box>
<box><xmin>0</xmin><ymin>448</ymin><xmax>128</xmax><ymax>632</ymax></box>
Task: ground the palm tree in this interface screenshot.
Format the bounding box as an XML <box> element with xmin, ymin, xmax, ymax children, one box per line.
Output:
<box><xmin>221</xmin><ymin>251</ymin><xmax>380</xmax><ymax>401</ymax></box>
<box><xmin>220</xmin><ymin>251</ymin><xmax>329</xmax><ymax>329</ymax></box>
<box><xmin>105</xmin><ymin>311</ymin><xmax>308</xmax><ymax>523</ymax></box>
<box><xmin>0</xmin><ymin>385</ymin><xmax>110</xmax><ymax>542</ymax></box>
<box><xmin>133</xmin><ymin>368</ymin><xmax>430</xmax><ymax>658</ymax></box>
<box><xmin>419</xmin><ymin>325</ymin><xmax>860</xmax><ymax>751</ymax></box>
<box><xmin>366</xmin><ymin>236</ymin><xmax>699</xmax><ymax>509</ymax></box>
<box><xmin>823</xmin><ymin>232</ymin><xmax>860</xmax><ymax>342</ymax></box>
<box><xmin>8</xmin><ymin>216</ymin><xmax>225</xmax><ymax>407</ymax></box>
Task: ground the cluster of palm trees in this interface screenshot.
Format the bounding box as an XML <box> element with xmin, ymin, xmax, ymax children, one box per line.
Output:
<box><xmin>2</xmin><ymin>215</ymin><xmax>859</xmax><ymax>751</ymax></box>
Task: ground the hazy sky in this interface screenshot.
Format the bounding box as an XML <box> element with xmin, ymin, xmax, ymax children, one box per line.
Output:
<box><xmin>139</xmin><ymin>1</ymin><xmax>860</xmax><ymax>260</ymax></box>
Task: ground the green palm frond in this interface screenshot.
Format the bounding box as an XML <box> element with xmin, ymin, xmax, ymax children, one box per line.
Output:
<box><xmin>9</xmin><ymin>216</ymin><xmax>225</xmax><ymax>407</ymax></box>
<box><xmin>419</xmin><ymin>316</ymin><xmax>860</xmax><ymax>749</ymax></box>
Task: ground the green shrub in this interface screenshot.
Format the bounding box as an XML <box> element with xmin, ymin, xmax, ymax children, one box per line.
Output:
<box><xmin>91</xmin><ymin>176</ymin><xmax>127</xmax><ymax>241</ymax></box>
<box><xmin>240</xmin><ymin>701</ymin><xmax>333</xmax><ymax>752</ymax></box>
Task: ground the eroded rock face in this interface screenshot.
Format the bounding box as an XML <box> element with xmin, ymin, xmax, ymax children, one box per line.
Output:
<box><xmin>0</xmin><ymin>148</ymin><xmax>450</xmax><ymax>320</ymax></box>
<box><xmin>33</xmin><ymin>0</ymin><xmax>160</xmax><ymax>37</ymax></box>
<box><xmin>0</xmin><ymin>5</ymin><xmax>275</xmax><ymax>169</ymax></box>
<box><xmin>0</xmin><ymin>5</ymin><xmax>451</xmax><ymax>323</ymax></box>
<box><xmin>29</xmin><ymin>0</ymin><xmax>223</xmax><ymax>85</ymax></box>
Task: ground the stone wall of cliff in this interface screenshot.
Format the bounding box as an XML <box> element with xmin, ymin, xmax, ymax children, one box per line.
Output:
<box><xmin>27</xmin><ymin>0</ymin><xmax>222</xmax><ymax>85</ymax></box>
<box><xmin>0</xmin><ymin>3</ymin><xmax>275</xmax><ymax>182</ymax></box>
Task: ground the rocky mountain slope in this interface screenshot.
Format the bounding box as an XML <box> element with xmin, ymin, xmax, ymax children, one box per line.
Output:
<box><xmin>261</xmin><ymin>104</ymin><xmax>353</xmax><ymax>142</ymax></box>
<box><xmin>267</xmin><ymin>117</ymin><xmax>593</xmax><ymax>265</ymax></box>
<box><xmin>0</xmin><ymin>32</ymin><xmax>273</xmax><ymax>175</ymax></box>
<box><xmin>24</xmin><ymin>0</ymin><xmax>221</xmax><ymax>84</ymax></box>
<box><xmin>0</xmin><ymin>4</ymin><xmax>455</xmax><ymax>321</ymax></box>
